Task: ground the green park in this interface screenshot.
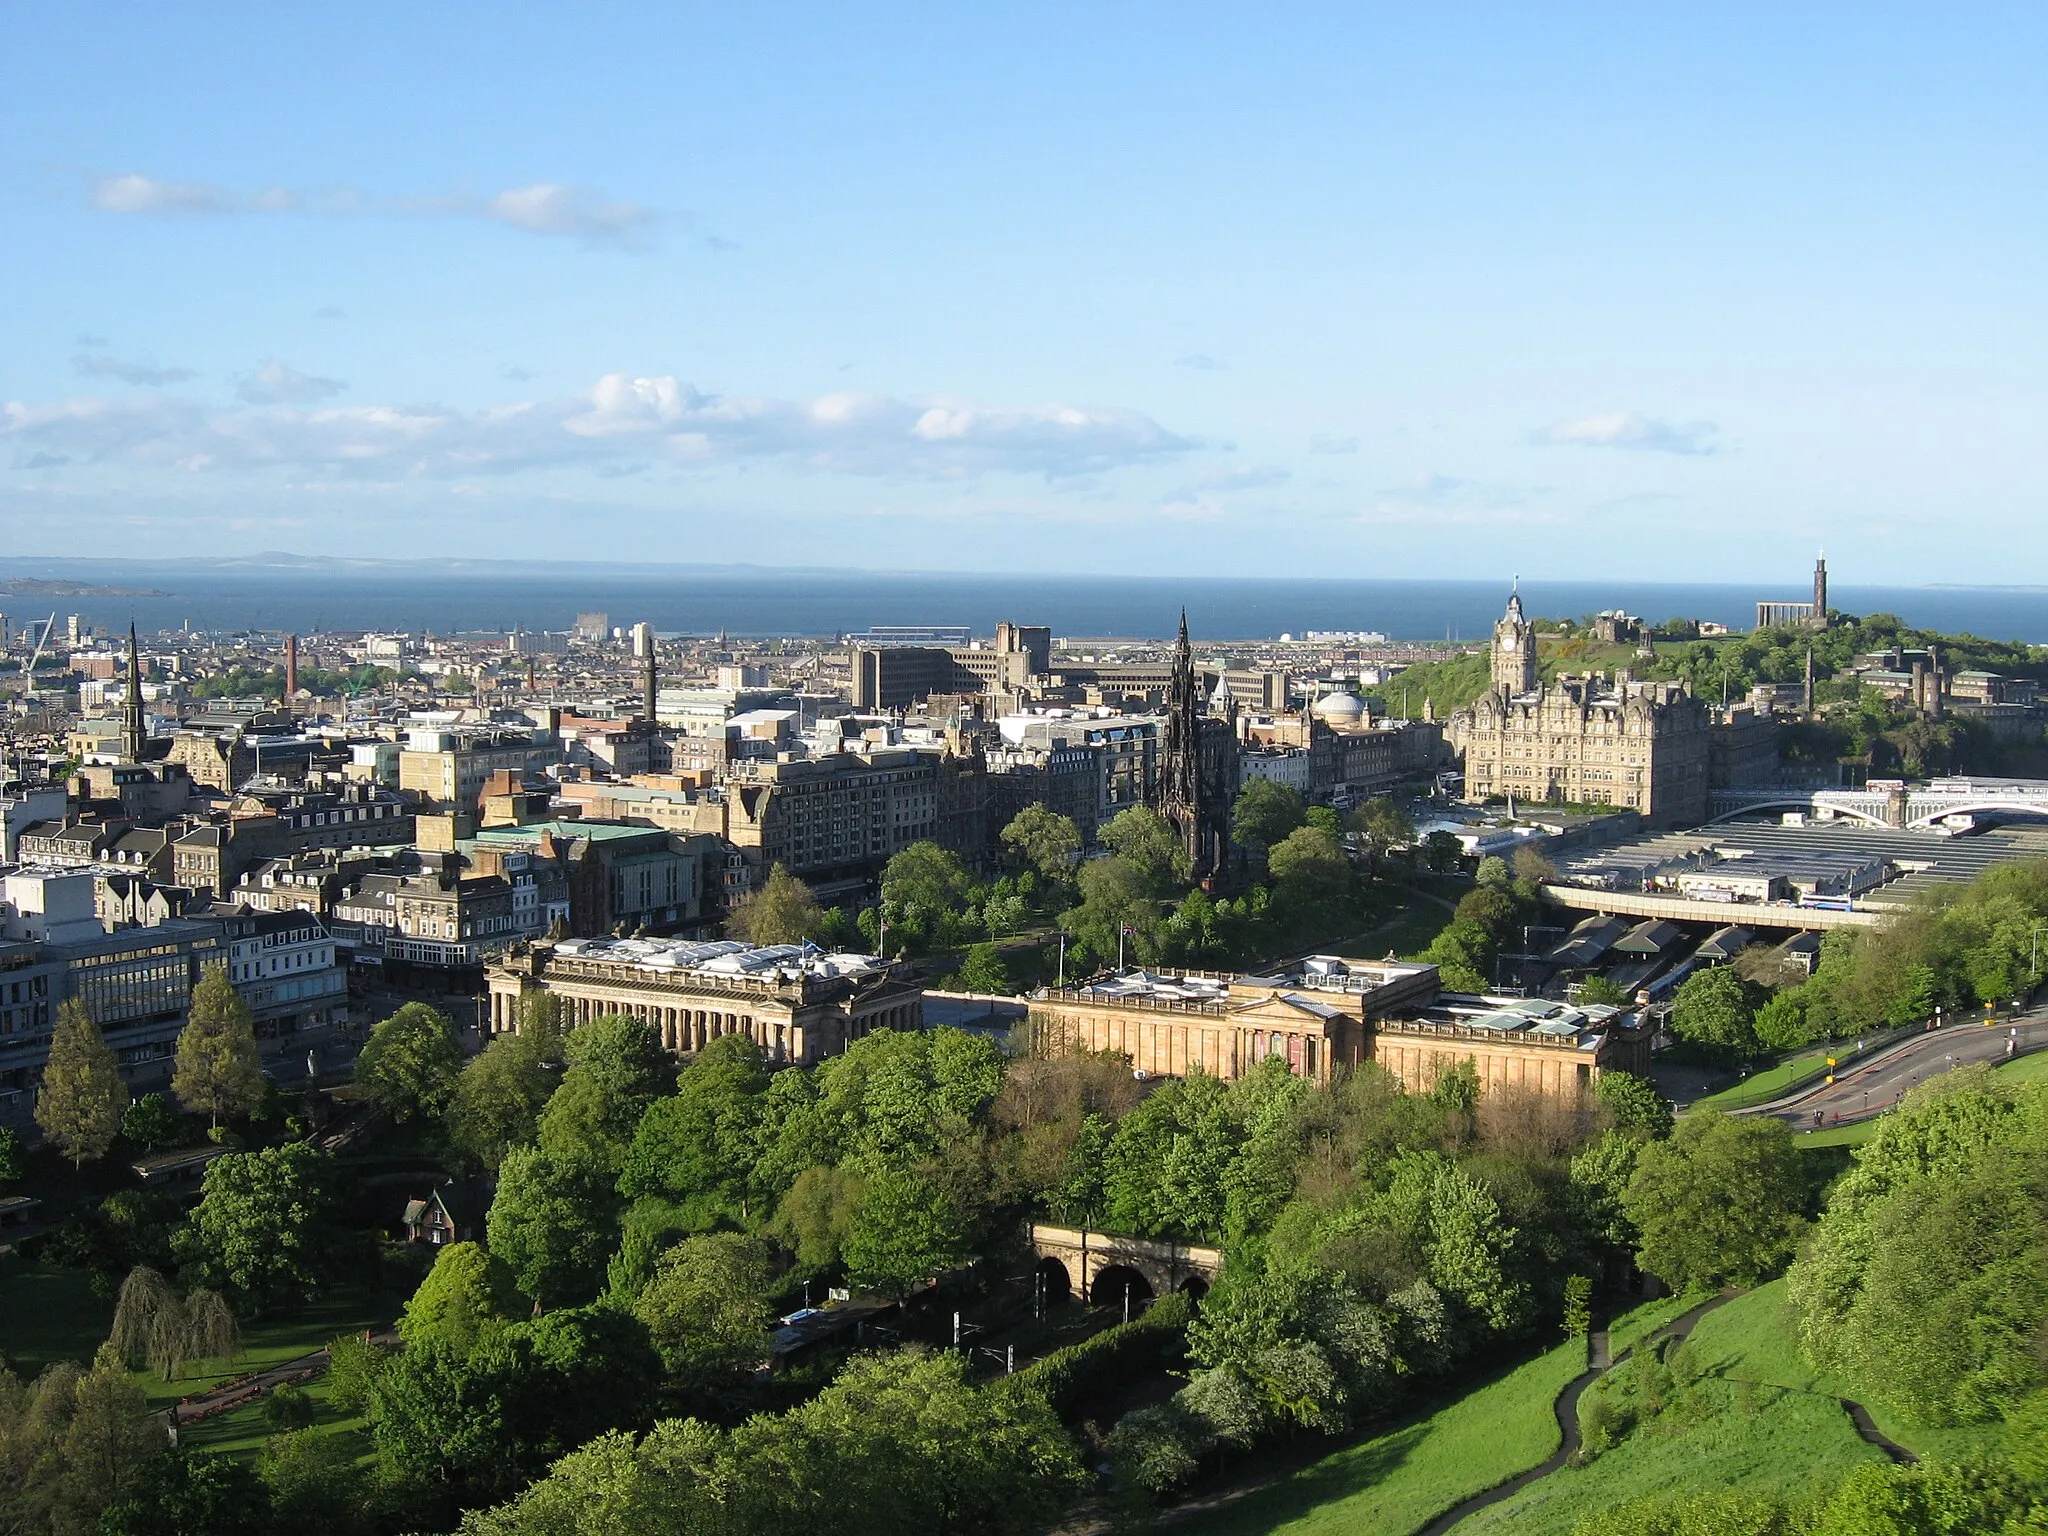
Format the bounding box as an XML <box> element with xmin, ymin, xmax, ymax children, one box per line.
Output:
<box><xmin>0</xmin><ymin>788</ymin><xmax>2044</xmax><ymax>1536</ymax></box>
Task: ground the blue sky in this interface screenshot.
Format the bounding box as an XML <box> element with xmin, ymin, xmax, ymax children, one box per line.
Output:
<box><xmin>3</xmin><ymin>4</ymin><xmax>2044</xmax><ymax>580</ymax></box>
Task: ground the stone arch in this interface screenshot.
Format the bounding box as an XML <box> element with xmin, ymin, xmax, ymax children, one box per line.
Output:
<box><xmin>1176</xmin><ymin>1275</ymin><xmax>1210</xmax><ymax>1302</ymax></box>
<box><xmin>1092</xmin><ymin>1263</ymin><xmax>1153</xmax><ymax>1311</ymax></box>
<box><xmin>1035</xmin><ymin>1256</ymin><xmax>1073</xmax><ymax>1308</ymax></box>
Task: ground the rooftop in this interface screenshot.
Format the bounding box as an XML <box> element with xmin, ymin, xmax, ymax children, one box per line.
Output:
<box><xmin>546</xmin><ymin>936</ymin><xmax>890</xmax><ymax>982</ymax></box>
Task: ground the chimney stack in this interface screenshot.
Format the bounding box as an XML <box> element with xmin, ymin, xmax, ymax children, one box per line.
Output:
<box><xmin>285</xmin><ymin>633</ymin><xmax>299</xmax><ymax>701</ymax></box>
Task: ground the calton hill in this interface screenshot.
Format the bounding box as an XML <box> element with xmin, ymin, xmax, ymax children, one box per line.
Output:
<box><xmin>2</xmin><ymin>779</ymin><xmax>2047</xmax><ymax>1536</ymax></box>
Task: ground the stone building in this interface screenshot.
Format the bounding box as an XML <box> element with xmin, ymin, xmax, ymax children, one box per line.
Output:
<box><xmin>722</xmin><ymin>746</ymin><xmax>983</xmax><ymax>895</ymax></box>
<box><xmin>1026</xmin><ymin>957</ymin><xmax>1651</xmax><ymax>1094</ymax></box>
<box><xmin>1452</xmin><ymin>588</ymin><xmax>1713</xmax><ymax>826</ymax></box>
<box><xmin>484</xmin><ymin>937</ymin><xmax>925</xmax><ymax>1066</ymax></box>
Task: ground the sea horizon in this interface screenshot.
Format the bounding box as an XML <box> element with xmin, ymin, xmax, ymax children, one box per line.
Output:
<box><xmin>5</xmin><ymin>554</ymin><xmax>2047</xmax><ymax>646</ymax></box>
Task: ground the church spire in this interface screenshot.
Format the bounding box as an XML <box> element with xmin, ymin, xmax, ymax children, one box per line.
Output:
<box><xmin>121</xmin><ymin>622</ymin><xmax>147</xmax><ymax>762</ymax></box>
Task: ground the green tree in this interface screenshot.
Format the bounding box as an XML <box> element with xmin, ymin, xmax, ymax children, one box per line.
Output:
<box><xmin>842</xmin><ymin>1168</ymin><xmax>970</xmax><ymax>1298</ymax></box>
<box><xmin>0</xmin><ymin>1125</ymin><xmax>21</xmax><ymax>1185</ymax></box>
<box><xmin>1753</xmin><ymin>988</ymin><xmax>1816</xmax><ymax>1051</ymax></box>
<box><xmin>955</xmin><ymin>942</ymin><xmax>1012</xmax><ymax>994</ymax></box>
<box><xmin>1595</xmin><ymin>1071</ymin><xmax>1673</xmax><ymax>1139</ymax></box>
<box><xmin>537</xmin><ymin>1013</ymin><xmax>672</xmax><ymax>1173</ymax></box>
<box><xmin>96</xmin><ymin>1449</ymin><xmax>269</xmax><ymax>1536</ymax></box>
<box><xmin>1347</xmin><ymin>797</ymin><xmax>1416</xmax><ymax>866</ymax></box>
<box><xmin>261</xmin><ymin>1431</ymin><xmax>371</xmax><ymax>1536</ymax></box>
<box><xmin>1059</xmin><ymin>855</ymin><xmax>1157</xmax><ymax>969</ymax></box>
<box><xmin>323</xmin><ymin>1331</ymin><xmax>389</xmax><ymax>1416</ymax></box>
<box><xmin>449</xmin><ymin>1013</ymin><xmax>562</xmax><ymax>1169</ymax></box>
<box><xmin>172</xmin><ymin>964</ymin><xmax>264</xmax><ymax>1129</ymax></box>
<box><xmin>1474</xmin><ymin>855</ymin><xmax>1511</xmax><ymax>887</ymax></box>
<box><xmin>1423</xmin><ymin>829</ymin><xmax>1463</xmax><ymax>872</ymax></box>
<box><xmin>768</xmin><ymin>1164</ymin><xmax>868</xmax><ymax>1273</ymax></box>
<box><xmin>176</xmin><ymin>1142</ymin><xmax>337</xmax><ymax>1310</ymax></box>
<box><xmin>355</xmin><ymin>1001</ymin><xmax>463</xmax><ymax>1123</ymax></box>
<box><xmin>1268</xmin><ymin>823</ymin><xmax>1353</xmax><ymax>915</ymax></box>
<box><xmin>399</xmin><ymin>1241</ymin><xmax>522</xmax><ymax>1355</ymax></box>
<box><xmin>60</xmin><ymin>1344</ymin><xmax>164</xmax><ymax>1527</ymax></box>
<box><xmin>1669</xmin><ymin>966</ymin><xmax>1763</xmax><ymax>1062</ymax></box>
<box><xmin>1232</xmin><ymin>780</ymin><xmax>1306</xmax><ymax>855</ymax></box>
<box><xmin>120</xmin><ymin>1092</ymin><xmax>184</xmax><ymax>1154</ymax></box>
<box><xmin>454</xmin><ymin>1349</ymin><xmax>1085</xmax><ymax>1536</ymax></box>
<box><xmin>36</xmin><ymin>999</ymin><xmax>128</xmax><ymax>1168</ymax></box>
<box><xmin>1100</xmin><ymin>806</ymin><xmax>1193</xmax><ymax>893</ymax></box>
<box><xmin>1575</xmin><ymin>976</ymin><xmax>1632</xmax><ymax>1007</ymax></box>
<box><xmin>617</xmin><ymin>1033</ymin><xmax>767</xmax><ymax>1223</ymax></box>
<box><xmin>1000</xmin><ymin>805</ymin><xmax>1082</xmax><ymax>883</ymax></box>
<box><xmin>1622</xmin><ymin>1112</ymin><xmax>1806</xmax><ymax>1290</ymax></box>
<box><xmin>726</xmin><ymin>863</ymin><xmax>826</xmax><ymax>945</ymax></box>
<box><xmin>487</xmin><ymin>1145</ymin><xmax>619</xmax><ymax>1309</ymax></box>
<box><xmin>631</xmin><ymin>1233</ymin><xmax>775</xmax><ymax>1389</ymax></box>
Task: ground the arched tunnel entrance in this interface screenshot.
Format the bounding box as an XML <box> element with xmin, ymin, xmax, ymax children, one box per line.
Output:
<box><xmin>1092</xmin><ymin>1264</ymin><xmax>1154</xmax><ymax>1314</ymax></box>
<box><xmin>1176</xmin><ymin>1275</ymin><xmax>1210</xmax><ymax>1303</ymax></box>
<box><xmin>1034</xmin><ymin>1256</ymin><xmax>1072</xmax><ymax>1310</ymax></box>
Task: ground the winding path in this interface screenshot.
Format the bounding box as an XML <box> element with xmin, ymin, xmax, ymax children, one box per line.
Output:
<box><xmin>1416</xmin><ymin>1291</ymin><xmax>1912</xmax><ymax>1535</ymax></box>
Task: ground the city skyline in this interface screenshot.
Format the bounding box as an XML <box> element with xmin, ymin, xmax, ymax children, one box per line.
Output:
<box><xmin>5</xmin><ymin>5</ymin><xmax>2046</xmax><ymax>579</ymax></box>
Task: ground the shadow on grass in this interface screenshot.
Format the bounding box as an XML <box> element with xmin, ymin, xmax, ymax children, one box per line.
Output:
<box><xmin>1178</xmin><ymin>1422</ymin><xmax>1433</xmax><ymax>1535</ymax></box>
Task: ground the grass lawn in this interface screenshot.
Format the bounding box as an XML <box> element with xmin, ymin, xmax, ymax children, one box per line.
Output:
<box><xmin>0</xmin><ymin>1258</ymin><xmax>402</xmax><ymax>1418</ymax></box>
<box><xmin>1173</xmin><ymin>1337</ymin><xmax>1587</xmax><ymax>1536</ymax></box>
<box><xmin>1335</xmin><ymin>897</ymin><xmax>1456</xmax><ymax>963</ymax></box>
<box><xmin>1686</xmin><ymin>1050</ymin><xmax>1834</xmax><ymax>1112</ymax></box>
<box><xmin>135</xmin><ymin>1282</ymin><xmax>399</xmax><ymax>1412</ymax></box>
<box><xmin>1455</xmin><ymin>1373</ymin><xmax>1879</xmax><ymax>1536</ymax></box>
<box><xmin>1682</xmin><ymin>1280</ymin><xmax>2003</xmax><ymax>1463</ymax></box>
<box><xmin>1603</xmin><ymin>1292</ymin><xmax>1706</xmax><ymax>1361</ymax></box>
<box><xmin>0</xmin><ymin>1257</ymin><xmax>117</xmax><ymax>1378</ymax></box>
<box><xmin>1792</xmin><ymin>1119</ymin><xmax>1880</xmax><ymax>1149</ymax></box>
<box><xmin>1996</xmin><ymin>1048</ymin><xmax>2048</xmax><ymax>1085</ymax></box>
<box><xmin>178</xmin><ymin>1366</ymin><xmax>374</xmax><ymax>1462</ymax></box>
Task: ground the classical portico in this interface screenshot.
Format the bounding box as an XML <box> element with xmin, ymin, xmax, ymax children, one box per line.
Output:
<box><xmin>486</xmin><ymin>937</ymin><xmax>926</xmax><ymax>1065</ymax></box>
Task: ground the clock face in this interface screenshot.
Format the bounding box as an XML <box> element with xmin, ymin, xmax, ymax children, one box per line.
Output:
<box><xmin>1500</xmin><ymin>634</ymin><xmax>1518</xmax><ymax>652</ymax></box>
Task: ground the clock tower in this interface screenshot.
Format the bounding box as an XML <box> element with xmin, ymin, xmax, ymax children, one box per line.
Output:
<box><xmin>1492</xmin><ymin>581</ymin><xmax>1537</xmax><ymax>697</ymax></box>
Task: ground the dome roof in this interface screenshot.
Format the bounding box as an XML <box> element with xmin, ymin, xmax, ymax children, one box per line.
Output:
<box><xmin>1312</xmin><ymin>691</ymin><xmax>1366</xmax><ymax>719</ymax></box>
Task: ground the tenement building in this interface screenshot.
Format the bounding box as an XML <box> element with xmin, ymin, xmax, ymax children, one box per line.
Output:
<box><xmin>1026</xmin><ymin>956</ymin><xmax>1651</xmax><ymax>1095</ymax></box>
<box><xmin>1451</xmin><ymin>587</ymin><xmax>1712</xmax><ymax>826</ymax></box>
<box><xmin>485</xmin><ymin>937</ymin><xmax>926</xmax><ymax>1065</ymax></box>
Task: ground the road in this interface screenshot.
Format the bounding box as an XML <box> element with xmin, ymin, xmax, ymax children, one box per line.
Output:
<box><xmin>1745</xmin><ymin>1011</ymin><xmax>2048</xmax><ymax>1128</ymax></box>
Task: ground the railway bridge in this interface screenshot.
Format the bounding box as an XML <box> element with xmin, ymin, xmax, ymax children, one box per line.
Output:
<box><xmin>1025</xmin><ymin>1222</ymin><xmax>1223</xmax><ymax>1308</ymax></box>
<box><xmin>1706</xmin><ymin>777</ymin><xmax>2048</xmax><ymax>830</ymax></box>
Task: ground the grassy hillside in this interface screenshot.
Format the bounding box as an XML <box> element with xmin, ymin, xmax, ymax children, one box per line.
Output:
<box><xmin>1681</xmin><ymin>1280</ymin><xmax>2004</xmax><ymax>1463</ymax></box>
<box><xmin>1456</xmin><ymin>1286</ymin><xmax>1886</xmax><ymax>1536</ymax></box>
<box><xmin>1173</xmin><ymin>1338</ymin><xmax>1587</xmax><ymax>1536</ymax></box>
<box><xmin>1385</xmin><ymin>636</ymin><xmax>1662</xmax><ymax>719</ymax></box>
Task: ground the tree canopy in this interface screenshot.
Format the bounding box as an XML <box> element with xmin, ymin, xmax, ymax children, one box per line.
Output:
<box><xmin>36</xmin><ymin>999</ymin><xmax>127</xmax><ymax>1167</ymax></box>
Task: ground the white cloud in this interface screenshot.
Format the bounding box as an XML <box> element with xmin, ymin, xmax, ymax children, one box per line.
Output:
<box><xmin>91</xmin><ymin>173</ymin><xmax>234</xmax><ymax>215</ymax></box>
<box><xmin>72</xmin><ymin>353</ymin><xmax>197</xmax><ymax>386</ymax></box>
<box><xmin>236</xmin><ymin>362</ymin><xmax>347</xmax><ymax>405</ymax></box>
<box><xmin>85</xmin><ymin>173</ymin><xmax>660</xmax><ymax>247</ymax></box>
<box><xmin>2</xmin><ymin>374</ymin><xmax>1193</xmax><ymax>482</ymax></box>
<box><xmin>1535</xmin><ymin>411</ymin><xmax>1718</xmax><ymax>455</ymax></box>
<box><xmin>1161</xmin><ymin>464</ymin><xmax>1291</xmax><ymax>520</ymax></box>
<box><xmin>1308</xmin><ymin>433</ymin><xmax>1360</xmax><ymax>454</ymax></box>
<box><xmin>484</xmin><ymin>184</ymin><xmax>653</xmax><ymax>243</ymax></box>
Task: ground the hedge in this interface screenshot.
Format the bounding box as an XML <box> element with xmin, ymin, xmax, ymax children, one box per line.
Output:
<box><xmin>1000</xmin><ymin>1289</ymin><xmax>1194</xmax><ymax>1419</ymax></box>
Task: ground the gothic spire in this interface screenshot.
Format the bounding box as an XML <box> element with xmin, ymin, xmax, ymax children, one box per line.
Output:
<box><xmin>122</xmin><ymin>621</ymin><xmax>147</xmax><ymax>761</ymax></box>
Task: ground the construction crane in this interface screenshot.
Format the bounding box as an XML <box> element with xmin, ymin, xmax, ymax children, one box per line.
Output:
<box><xmin>23</xmin><ymin>614</ymin><xmax>57</xmax><ymax>694</ymax></box>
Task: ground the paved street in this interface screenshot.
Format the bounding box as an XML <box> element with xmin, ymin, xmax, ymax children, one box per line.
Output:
<box><xmin>1747</xmin><ymin>1011</ymin><xmax>2048</xmax><ymax>1128</ymax></box>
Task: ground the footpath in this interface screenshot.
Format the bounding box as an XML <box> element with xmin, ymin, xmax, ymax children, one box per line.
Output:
<box><xmin>162</xmin><ymin>1329</ymin><xmax>398</xmax><ymax>1438</ymax></box>
<box><xmin>1416</xmin><ymin>1291</ymin><xmax>1912</xmax><ymax>1536</ymax></box>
